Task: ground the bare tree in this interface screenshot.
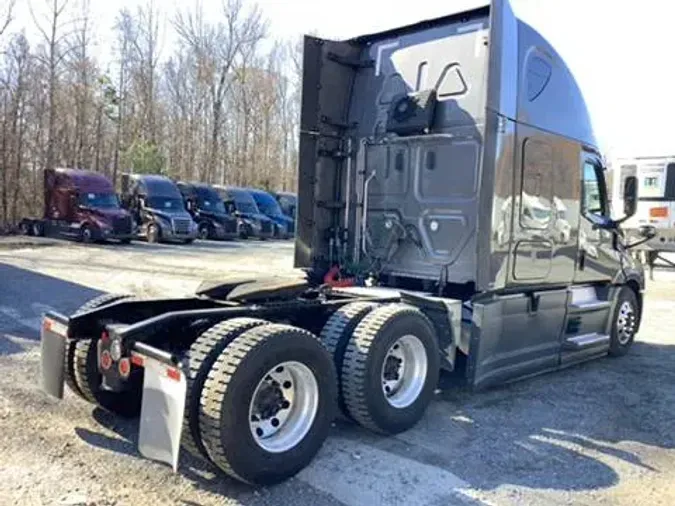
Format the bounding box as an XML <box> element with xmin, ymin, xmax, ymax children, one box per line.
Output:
<box><xmin>64</xmin><ymin>0</ymin><xmax>96</xmax><ymax>169</ymax></box>
<box><xmin>175</xmin><ymin>0</ymin><xmax>266</xmax><ymax>182</ymax></box>
<box><xmin>0</xmin><ymin>0</ymin><xmax>303</xmax><ymax>229</ymax></box>
<box><xmin>112</xmin><ymin>8</ymin><xmax>135</xmax><ymax>182</ymax></box>
<box><xmin>131</xmin><ymin>0</ymin><xmax>163</xmax><ymax>144</ymax></box>
<box><xmin>0</xmin><ymin>0</ymin><xmax>16</xmax><ymax>38</ymax></box>
<box><xmin>30</xmin><ymin>0</ymin><xmax>76</xmax><ymax>172</ymax></box>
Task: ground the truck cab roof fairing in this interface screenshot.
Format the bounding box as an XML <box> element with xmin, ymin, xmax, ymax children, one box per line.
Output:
<box><xmin>485</xmin><ymin>0</ymin><xmax>597</xmax><ymax>148</ymax></box>
<box><xmin>53</xmin><ymin>168</ymin><xmax>115</xmax><ymax>194</ymax></box>
<box><xmin>515</xmin><ymin>20</ymin><xmax>598</xmax><ymax>149</ymax></box>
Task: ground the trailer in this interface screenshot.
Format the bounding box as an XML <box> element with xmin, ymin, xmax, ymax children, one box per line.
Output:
<box><xmin>612</xmin><ymin>156</ymin><xmax>675</xmax><ymax>278</ymax></box>
<box><xmin>38</xmin><ymin>0</ymin><xmax>652</xmax><ymax>487</ymax></box>
<box><xmin>20</xmin><ymin>168</ymin><xmax>134</xmax><ymax>243</ymax></box>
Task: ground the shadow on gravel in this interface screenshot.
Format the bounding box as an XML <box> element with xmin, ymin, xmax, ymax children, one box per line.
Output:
<box><xmin>88</xmin><ymin>237</ymin><xmax>294</xmax><ymax>256</ymax></box>
<box><xmin>0</xmin><ymin>263</ymin><xmax>102</xmax><ymax>354</ymax></box>
<box><xmin>76</xmin><ymin>407</ymin><xmax>266</xmax><ymax>503</ymax></box>
<box><xmin>353</xmin><ymin>340</ymin><xmax>675</xmax><ymax>495</ymax></box>
<box><xmin>70</xmin><ymin>340</ymin><xmax>675</xmax><ymax>498</ymax></box>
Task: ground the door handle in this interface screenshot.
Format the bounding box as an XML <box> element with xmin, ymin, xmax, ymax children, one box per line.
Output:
<box><xmin>579</xmin><ymin>248</ymin><xmax>586</xmax><ymax>270</ymax></box>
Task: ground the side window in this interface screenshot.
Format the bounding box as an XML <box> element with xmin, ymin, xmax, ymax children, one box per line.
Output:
<box><xmin>665</xmin><ymin>163</ymin><xmax>675</xmax><ymax>199</ymax></box>
<box><xmin>519</xmin><ymin>138</ymin><xmax>554</xmax><ymax>229</ymax></box>
<box><xmin>644</xmin><ymin>176</ymin><xmax>659</xmax><ymax>189</ymax></box>
<box><xmin>582</xmin><ymin>161</ymin><xmax>606</xmax><ymax>217</ymax></box>
<box><xmin>525</xmin><ymin>54</ymin><xmax>553</xmax><ymax>101</ymax></box>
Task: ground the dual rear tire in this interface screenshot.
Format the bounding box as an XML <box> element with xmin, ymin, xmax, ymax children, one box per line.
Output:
<box><xmin>62</xmin><ymin>294</ymin><xmax>439</xmax><ymax>484</ymax></box>
<box><xmin>320</xmin><ymin>302</ymin><xmax>440</xmax><ymax>435</ymax></box>
<box><xmin>63</xmin><ymin>297</ymin><xmax>338</xmax><ymax>486</ymax></box>
<box><xmin>64</xmin><ymin>293</ymin><xmax>143</xmax><ymax>418</ymax></box>
<box><xmin>182</xmin><ymin>320</ymin><xmax>337</xmax><ymax>486</ymax></box>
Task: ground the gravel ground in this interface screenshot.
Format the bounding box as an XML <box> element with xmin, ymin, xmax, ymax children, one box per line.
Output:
<box><xmin>0</xmin><ymin>238</ymin><xmax>674</xmax><ymax>506</ymax></box>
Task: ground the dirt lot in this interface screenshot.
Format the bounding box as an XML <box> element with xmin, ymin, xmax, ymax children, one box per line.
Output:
<box><xmin>1</xmin><ymin>237</ymin><xmax>674</xmax><ymax>506</ymax></box>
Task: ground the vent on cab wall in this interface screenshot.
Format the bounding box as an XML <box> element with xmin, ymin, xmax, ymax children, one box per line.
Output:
<box><xmin>386</xmin><ymin>89</ymin><xmax>437</xmax><ymax>136</ymax></box>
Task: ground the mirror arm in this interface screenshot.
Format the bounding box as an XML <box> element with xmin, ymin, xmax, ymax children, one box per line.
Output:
<box><xmin>612</xmin><ymin>215</ymin><xmax>630</xmax><ymax>226</ymax></box>
<box><xmin>623</xmin><ymin>236</ymin><xmax>654</xmax><ymax>250</ymax></box>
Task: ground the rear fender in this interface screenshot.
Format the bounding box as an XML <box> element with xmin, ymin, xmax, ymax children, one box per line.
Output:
<box><xmin>399</xmin><ymin>292</ymin><xmax>462</xmax><ymax>371</ymax></box>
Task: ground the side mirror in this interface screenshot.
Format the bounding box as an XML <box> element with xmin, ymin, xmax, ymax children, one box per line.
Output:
<box><xmin>622</xmin><ymin>176</ymin><xmax>638</xmax><ymax>218</ymax></box>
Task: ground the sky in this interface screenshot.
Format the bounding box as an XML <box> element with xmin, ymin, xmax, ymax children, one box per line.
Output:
<box><xmin>7</xmin><ymin>0</ymin><xmax>675</xmax><ymax>158</ymax></box>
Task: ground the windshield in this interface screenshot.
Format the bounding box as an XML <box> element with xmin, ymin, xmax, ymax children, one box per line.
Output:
<box><xmin>79</xmin><ymin>192</ymin><xmax>120</xmax><ymax>209</ymax></box>
<box><xmin>278</xmin><ymin>196</ymin><xmax>296</xmax><ymax>216</ymax></box>
<box><xmin>253</xmin><ymin>193</ymin><xmax>283</xmax><ymax>216</ymax></box>
<box><xmin>225</xmin><ymin>190</ymin><xmax>259</xmax><ymax>214</ymax></box>
<box><xmin>195</xmin><ymin>187</ymin><xmax>227</xmax><ymax>213</ymax></box>
<box><xmin>235</xmin><ymin>200</ymin><xmax>258</xmax><ymax>214</ymax></box>
<box><xmin>146</xmin><ymin>196</ymin><xmax>185</xmax><ymax>211</ymax></box>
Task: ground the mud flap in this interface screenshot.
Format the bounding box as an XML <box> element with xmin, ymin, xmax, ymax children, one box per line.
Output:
<box><xmin>137</xmin><ymin>354</ymin><xmax>186</xmax><ymax>472</ymax></box>
<box><xmin>40</xmin><ymin>313</ymin><xmax>69</xmax><ymax>399</ymax></box>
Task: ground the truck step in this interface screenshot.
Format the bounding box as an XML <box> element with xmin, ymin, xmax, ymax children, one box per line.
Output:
<box><xmin>570</xmin><ymin>300</ymin><xmax>611</xmax><ymax>312</ymax></box>
<box><xmin>562</xmin><ymin>333</ymin><xmax>610</xmax><ymax>351</ymax></box>
<box><xmin>569</xmin><ymin>286</ymin><xmax>611</xmax><ymax>313</ymax></box>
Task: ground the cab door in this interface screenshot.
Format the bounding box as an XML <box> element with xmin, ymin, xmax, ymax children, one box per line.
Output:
<box><xmin>574</xmin><ymin>155</ymin><xmax>619</xmax><ymax>283</ymax></box>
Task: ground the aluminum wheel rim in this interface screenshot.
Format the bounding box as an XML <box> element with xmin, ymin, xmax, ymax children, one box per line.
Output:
<box><xmin>381</xmin><ymin>335</ymin><xmax>428</xmax><ymax>409</ymax></box>
<box><xmin>199</xmin><ymin>226</ymin><xmax>209</xmax><ymax>240</ymax></box>
<box><xmin>248</xmin><ymin>361</ymin><xmax>319</xmax><ymax>453</ymax></box>
<box><xmin>617</xmin><ymin>300</ymin><xmax>636</xmax><ymax>345</ymax></box>
<box><xmin>82</xmin><ymin>228</ymin><xmax>92</xmax><ymax>242</ymax></box>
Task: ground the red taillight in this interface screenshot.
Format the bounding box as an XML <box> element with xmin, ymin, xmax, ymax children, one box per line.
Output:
<box><xmin>131</xmin><ymin>354</ymin><xmax>144</xmax><ymax>367</ymax></box>
<box><xmin>100</xmin><ymin>350</ymin><xmax>112</xmax><ymax>370</ymax></box>
<box><xmin>100</xmin><ymin>330</ymin><xmax>110</xmax><ymax>344</ymax></box>
<box><xmin>166</xmin><ymin>367</ymin><xmax>181</xmax><ymax>382</ymax></box>
<box><xmin>118</xmin><ymin>358</ymin><xmax>131</xmax><ymax>378</ymax></box>
<box><xmin>650</xmin><ymin>206</ymin><xmax>668</xmax><ymax>218</ymax></box>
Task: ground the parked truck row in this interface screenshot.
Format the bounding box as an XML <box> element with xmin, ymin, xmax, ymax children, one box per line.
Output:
<box><xmin>19</xmin><ymin>168</ymin><xmax>297</xmax><ymax>244</ymax></box>
<box><xmin>38</xmin><ymin>0</ymin><xmax>657</xmax><ymax>491</ymax></box>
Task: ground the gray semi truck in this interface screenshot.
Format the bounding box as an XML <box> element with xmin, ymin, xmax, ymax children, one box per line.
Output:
<box><xmin>120</xmin><ymin>173</ymin><xmax>199</xmax><ymax>244</ymax></box>
<box><xmin>38</xmin><ymin>0</ymin><xmax>652</xmax><ymax>488</ymax></box>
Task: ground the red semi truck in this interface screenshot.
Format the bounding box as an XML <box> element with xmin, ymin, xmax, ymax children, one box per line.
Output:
<box><xmin>20</xmin><ymin>168</ymin><xmax>134</xmax><ymax>243</ymax></box>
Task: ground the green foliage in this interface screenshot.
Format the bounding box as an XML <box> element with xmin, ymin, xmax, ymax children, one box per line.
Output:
<box><xmin>98</xmin><ymin>74</ymin><xmax>121</xmax><ymax>122</ymax></box>
<box><xmin>122</xmin><ymin>140</ymin><xmax>165</xmax><ymax>174</ymax></box>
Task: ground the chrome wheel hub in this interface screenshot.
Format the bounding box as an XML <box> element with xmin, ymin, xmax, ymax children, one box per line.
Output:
<box><xmin>617</xmin><ymin>300</ymin><xmax>636</xmax><ymax>345</ymax></box>
<box><xmin>248</xmin><ymin>361</ymin><xmax>319</xmax><ymax>453</ymax></box>
<box><xmin>381</xmin><ymin>335</ymin><xmax>428</xmax><ymax>409</ymax></box>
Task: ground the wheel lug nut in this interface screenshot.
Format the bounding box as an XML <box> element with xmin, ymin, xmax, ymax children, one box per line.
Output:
<box><xmin>281</xmin><ymin>400</ymin><xmax>290</xmax><ymax>409</ymax></box>
<box><xmin>256</xmin><ymin>427</ymin><xmax>264</xmax><ymax>437</ymax></box>
<box><xmin>271</xmin><ymin>418</ymin><xmax>280</xmax><ymax>428</ymax></box>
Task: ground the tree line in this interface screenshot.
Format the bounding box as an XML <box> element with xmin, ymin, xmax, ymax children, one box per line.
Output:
<box><xmin>0</xmin><ymin>0</ymin><xmax>303</xmax><ymax>228</ymax></box>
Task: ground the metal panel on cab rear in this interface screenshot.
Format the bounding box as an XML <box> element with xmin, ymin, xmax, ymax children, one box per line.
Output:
<box><xmin>353</xmin><ymin>10</ymin><xmax>490</xmax><ymax>284</ymax></box>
